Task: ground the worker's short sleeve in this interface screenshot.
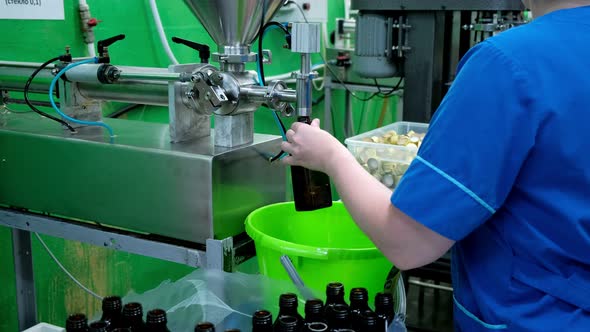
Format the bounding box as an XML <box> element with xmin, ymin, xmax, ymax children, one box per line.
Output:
<box><xmin>391</xmin><ymin>41</ymin><xmax>539</xmax><ymax>241</ymax></box>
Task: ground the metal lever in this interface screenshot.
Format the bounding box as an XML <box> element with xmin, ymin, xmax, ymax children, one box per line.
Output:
<box><xmin>171</xmin><ymin>37</ymin><xmax>210</xmax><ymax>63</ymax></box>
<box><xmin>97</xmin><ymin>34</ymin><xmax>126</xmax><ymax>63</ymax></box>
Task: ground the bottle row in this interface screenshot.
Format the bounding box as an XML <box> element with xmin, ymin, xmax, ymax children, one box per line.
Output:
<box><xmin>65</xmin><ymin>281</ymin><xmax>395</xmax><ymax>332</ymax></box>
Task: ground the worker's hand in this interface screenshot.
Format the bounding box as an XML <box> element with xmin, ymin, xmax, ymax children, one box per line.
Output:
<box><xmin>281</xmin><ymin>118</ymin><xmax>350</xmax><ymax>174</ymax></box>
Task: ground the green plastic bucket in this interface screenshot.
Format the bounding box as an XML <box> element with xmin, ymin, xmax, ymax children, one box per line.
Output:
<box><xmin>245</xmin><ymin>201</ymin><xmax>393</xmax><ymax>301</ymax></box>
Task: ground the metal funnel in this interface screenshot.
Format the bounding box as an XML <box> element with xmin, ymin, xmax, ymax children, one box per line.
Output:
<box><xmin>184</xmin><ymin>0</ymin><xmax>285</xmax><ymax>49</ymax></box>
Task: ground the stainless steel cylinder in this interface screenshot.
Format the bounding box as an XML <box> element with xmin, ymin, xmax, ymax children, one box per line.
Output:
<box><xmin>296</xmin><ymin>53</ymin><xmax>313</xmax><ymax>118</ymax></box>
<box><xmin>118</xmin><ymin>68</ymin><xmax>181</xmax><ymax>82</ymax></box>
<box><xmin>77</xmin><ymin>81</ymin><xmax>169</xmax><ymax>106</ymax></box>
<box><xmin>0</xmin><ymin>62</ymin><xmax>54</xmax><ymax>93</ymax></box>
<box><xmin>65</xmin><ymin>64</ymin><xmax>180</xmax><ymax>84</ymax></box>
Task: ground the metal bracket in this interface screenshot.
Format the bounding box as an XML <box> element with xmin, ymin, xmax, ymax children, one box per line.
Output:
<box><xmin>0</xmin><ymin>208</ymin><xmax>207</xmax><ymax>268</ymax></box>
<box><xmin>261</xmin><ymin>49</ymin><xmax>273</xmax><ymax>64</ymax></box>
<box><xmin>392</xmin><ymin>16</ymin><xmax>413</xmax><ymax>57</ymax></box>
<box><xmin>205</xmin><ymin>238</ymin><xmax>234</xmax><ymax>272</ymax></box>
<box><xmin>12</xmin><ymin>229</ymin><xmax>37</xmax><ymax>331</ymax></box>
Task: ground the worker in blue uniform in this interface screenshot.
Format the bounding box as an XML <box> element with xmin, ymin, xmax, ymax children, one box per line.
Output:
<box><xmin>280</xmin><ymin>0</ymin><xmax>590</xmax><ymax>330</ymax></box>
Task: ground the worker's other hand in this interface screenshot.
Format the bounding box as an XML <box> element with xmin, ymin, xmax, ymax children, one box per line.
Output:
<box><xmin>281</xmin><ymin>118</ymin><xmax>349</xmax><ymax>174</ymax></box>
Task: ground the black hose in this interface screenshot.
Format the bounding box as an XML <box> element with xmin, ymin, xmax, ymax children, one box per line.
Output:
<box><xmin>24</xmin><ymin>57</ymin><xmax>76</xmax><ymax>132</ymax></box>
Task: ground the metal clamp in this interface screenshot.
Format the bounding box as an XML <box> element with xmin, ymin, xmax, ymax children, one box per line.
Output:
<box><xmin>291</xmin><ymin>71</ymin><xmax>318</xmax><ymax>80</ymax></box>
<box><xmin>266</xmin><ymin>81</ymin><xmax>294</xmax><ymax>116</ymax></box>
<box><xmin>187</xmin><ymin>69</ymin><xmax>229</xmax><ymax>112</ymax></box>
<box><xmin>212</xmin><ymin>52</ymin><xmax>258</xmax><ymax>64</ymax></box>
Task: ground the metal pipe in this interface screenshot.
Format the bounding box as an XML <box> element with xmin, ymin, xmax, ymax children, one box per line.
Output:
<box><xmin>77</xmin><ymin>82</ymin><xmax>169</xmax><ymax>106</ymax></box>
<box><xmin>0</xmin><ymin>58</ymin><xmax>93</xmax><ymax>69</ymax></box>
<box><xmin>278</xmin><ymin>90</ymin><xmax>297</xmax><ymax>103</ymax></box>
<box><xmin>241</xmin><ymin>86</ymin><xmax>297</xmax><ymax>103</ymax></box>
<box><xmin>0</xmin><ymin>61</ymin><xmax>56</xmax><ymax>69</ymax></box>
<box><xmin>240</xmin><ymin>86</ymin><xmax>267</xmax><ymax>99</ymax></box>
<box><xmin>118</xmin><ymin>70</ymin><xmax>181</xmax><ymax>82</ymax></box>
<box><xmin>5</xmin><ymin>98</ymin><xmax>59</xmax><ymax>108</ymax></box>
<box><xmin>0</xmin><ymin>64</ymin><xmax>54</xmax><ymax>93</ymax></box>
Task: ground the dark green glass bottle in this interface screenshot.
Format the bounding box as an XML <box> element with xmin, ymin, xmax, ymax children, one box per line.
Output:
<box><xmin>88</xmin><ymin>321</ymin><xmax>109</xmax><ymax>332</ymax></box>
<box><xmin>291</xmin><ymin>116</ymin><xmax>333</xmax><ymax>211</ymax></box>
<box><xmin>252</xmin><ymin>309</ymin><xmax>273</xmax><ymax>332</ymax></box>
<box><xmin>194</xmin><ymin>322</ymin><xmax>215</xmax><ymax>332</ymax></box>
<box><xmin>275</xmin><ymin>315</ymin><xmax>299</xmax><ymax>332</ymax></box>
<box><xmin>304</xmin><ymin>322</ymin><xmax>329</xmax><ymax>332</ymax></box>
<box><xmin>348</xmin><ymin>287</ymin><xmax>372</xmax><ymax>330</ymax></box>
<box><xmin>326</xmin><ymin>304</ymin><xmax>351</xmax><ymax>331</ymax></box>
<box><xmin>122</xmin><ymin>302</ymin><xmax>145</xmax><ymax>331</ymax></box>
<box><xmin>375</xmin><ymin>292</ymin><xmax>395</xmax><ymax>331</ymax></box>
<box><xmin>358</xmin><ymin>310</ymin><xmax>379</xmax><ymax>332</ymax></box>
<box><xmin>101</xmin><ymin>296</ymin><xmax>123</xmax><ymax>329</ymax></box>
<box><xmin>273</xmin><ymin>293</ymin><xmax>304</xmax><ymax>330</ymax></box>
<box><xmin>146</xmin><ymin>309</ymin><xmax>170</xmax><ymax>332</ymax></box>
<box><xmin>65</xmin><ymin>313</ymin><xmax>89</xmax><ymax>332</ymax></box>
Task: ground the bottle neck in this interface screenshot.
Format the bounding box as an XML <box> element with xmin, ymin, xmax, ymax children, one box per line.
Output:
<box><xmin>325</xmin><ymin>295</ymin><xmax>345</xmax><ymax>305</ymax></box>
<box><xmin>375</xmin><ymin>305</ymin><xmax>394</xmax><ymax>319</ymax></box>
<box><xmin>126</xmin><ymin>316</ymin><xmax>144</xmax><ymax>326</ymax></box>
<box><xmin>252</xmin><ymin>325</ymin><xmax>273</xmax><ymax>332</ymax></box>
<box><xmin>102</xmin><ymin>310</ymin><xmax>121</xmax><ymax>319</ymax></box>
<box><xmin>278</xmin><ymin>307</ymin><xmax>300</xmax><ymax>317</ymax></box>
<box><xmin>349</xmin><ymin>299</ymin><xmax>370</xmax><ymax>311</ymax></box>
<box><xmin>305</xmin><ymin>313</ymin><xmax>324</xmax><ymax>323</ymax></box>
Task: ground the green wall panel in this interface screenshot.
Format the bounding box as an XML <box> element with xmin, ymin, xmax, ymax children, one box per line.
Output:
<box><xmin>0</xmin><ymin>0</ymin><xmax>397</xmax><ymax>329</ymax></box>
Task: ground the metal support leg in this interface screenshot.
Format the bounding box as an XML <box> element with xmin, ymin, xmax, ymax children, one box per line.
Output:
<box><xmin>12</xmin><ymin>229</ymin><xmax>37</xmax><ymax>331</ymax></box>
<box><xmin>206</xmin><ymin>237</ymin><xmax>235</xmax><ymax>272</ymax></box>
<box><xmin>344</xmin><ymin>90</ymin><xmax>353</xmax><ymax>138</ymax></box>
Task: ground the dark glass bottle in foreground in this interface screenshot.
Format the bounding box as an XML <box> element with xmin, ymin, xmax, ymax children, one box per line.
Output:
<box><xmin>275</xmin><ymin>315</ymin><xmax>299</xmax><ymax>332</ymax></box>
<box><xmin>146</xmin><ymin>309</ymin><xmax>170</xmax><ymax>332</ymax></box>
<box><xmin>326</xmin><ymin>304</ymin><xmax>351</xmax><ymax>331</ymax></box>
<box><xmin>291</xmin><ymin>116</ymin><xmax>333</xmax><ymax>211</ymax></box>
<box><xmin>274</xmin><ymin>293</ymin><xmax>304</xmax><ymax>329</ymax></box>
<box><xmin>304</xmin><ymin>322</ymin><xmax>329</xmax><ymax>332</ymax></box>
<box><xmin>122</xmin><ymin>302</ymin><xmax>145</xmax><ymax>331</ymax></box>
<box><xmin>252</xmin><ymin>309</ymin><xmax>273</xmax><ymax>332</ymax></box>
<box><xmin>65</xmin><ymin>313</ymin><xmax>89</xmax><ymax>332</ymax></box>
<box><xmin>101</xmin><ymin>296</ymin><xmax>123</xmax><ymax>329</ymax></box>
<box><xmin>348</xmin><ymin>287</ymin><xmax>372</xmax><ymax>330</ymax></box>
<box><xmin>304</xmin><ymin>299</ymin><xmax>325</xmax><ymax>325</ymax></box>
<box><xmin>325</xmin><ymin>282</ymin><xmax>348</xmax><ymax>311</ymax></box>
<box><xmin>375</xmin><ymin>292</ymin><xmax>395</xmax><ymax>331</ymax></box>
<box><xmin>88</xmin><ymin>321</ymin><xmax>108</xmax><ymax>332</ymax></box>
<box><xmin>194</xmin><ymin>322</ymin><xmax>215</xmax><ymax>332</ymax></box>
<box><xmin>358</xmin><ymin>310</ymin><xmax>379</xmax><ymax>332</ymax></box>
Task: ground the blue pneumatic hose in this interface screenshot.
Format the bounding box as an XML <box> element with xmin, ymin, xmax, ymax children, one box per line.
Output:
<box><xmin>257</xmin><ymin>55</ymin><xmax>287</xmax><ymax>142</ymax></box>
<box><xmin>49</xmin><ymin>57</ymin><xmax>115</xmax><ymax>142</ymax></box>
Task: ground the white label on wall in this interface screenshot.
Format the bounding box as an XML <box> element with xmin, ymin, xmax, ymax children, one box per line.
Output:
<box><xmin>0</xmin><ymin>0</ymin><xmax>64</xmax><ymax>20</ymax></box>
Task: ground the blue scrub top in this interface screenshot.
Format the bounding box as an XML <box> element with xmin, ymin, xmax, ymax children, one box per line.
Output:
<box><xmin>391</xmin><ymin>6</ymin><xmax>590</xmax><ymax>331</ymax></box>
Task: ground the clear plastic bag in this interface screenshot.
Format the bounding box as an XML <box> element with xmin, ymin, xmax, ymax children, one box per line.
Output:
<box><xmin>389</xmin><ymin>272</ymin><xmax>407</xmax><ymax>332</ymax></box>
<box><xmin>118</xmin><ymin>268</ymin><xmax>318</xmax><ymax>331</ymax></box>
<box><xmin>114</xmin><ymin>267</ymin><xmax>407</xmax><ymax>331</ymax></box>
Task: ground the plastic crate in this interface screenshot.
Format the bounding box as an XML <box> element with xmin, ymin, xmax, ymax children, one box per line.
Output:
<box><xmin>22</xmin><ymin>323</ymin><xmax>64</xmax><ymax>332</ymax></box>
<box><xmin>345</xmin><ymin>121</ymin><xmax>429</xmax><ymax>188</ymax></box>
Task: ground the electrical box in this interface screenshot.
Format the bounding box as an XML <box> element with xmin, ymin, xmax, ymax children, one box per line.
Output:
<box><xmin>273</xmin><ymin>0</ymin><xmax>328</xmax><ymax>23</ymax></box>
